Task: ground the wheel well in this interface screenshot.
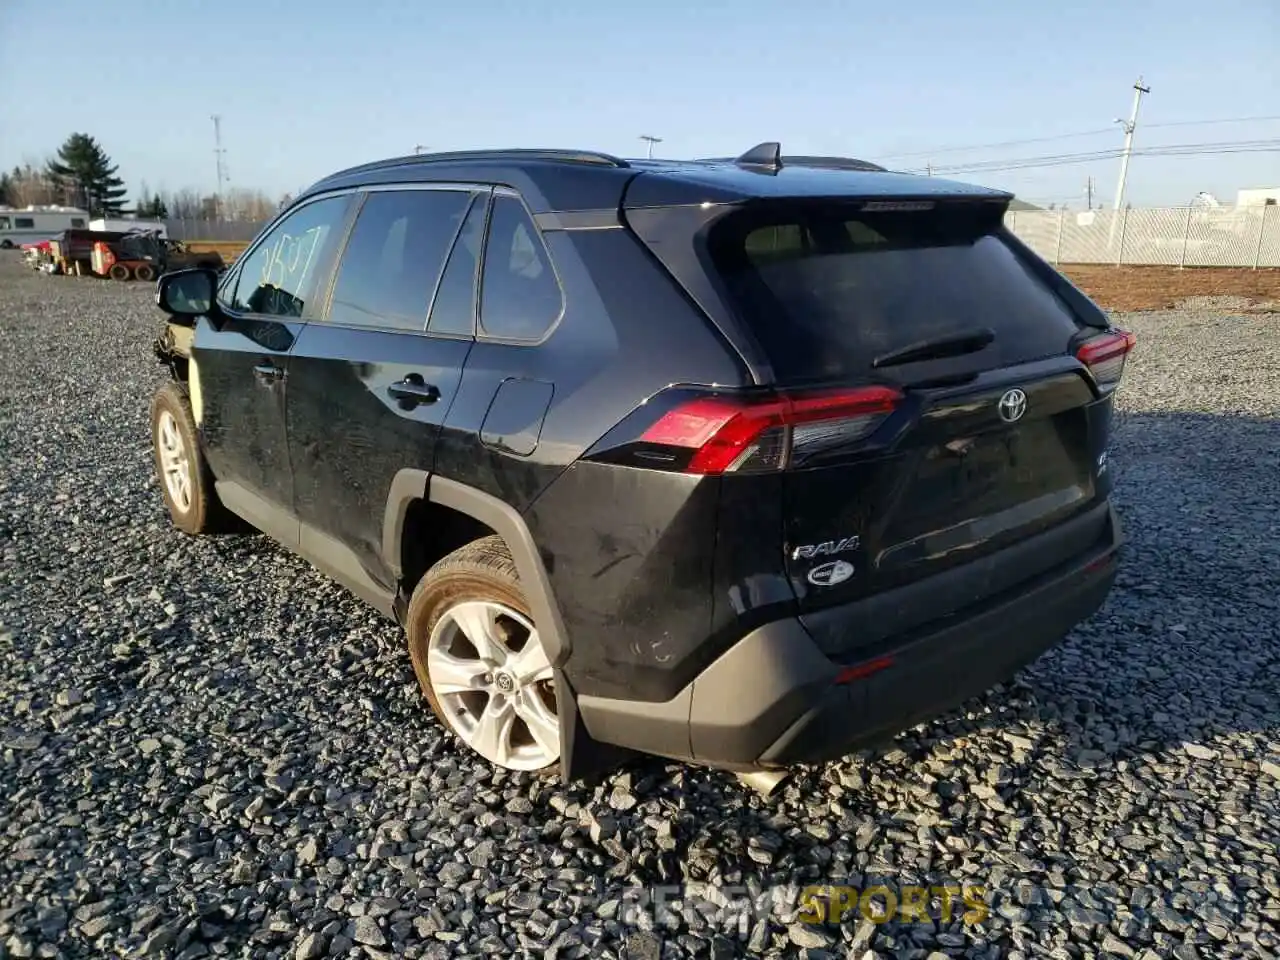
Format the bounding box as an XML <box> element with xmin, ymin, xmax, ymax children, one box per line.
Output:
<box><xmin>399</xmin><ymin>499</ymin><xmax>498</xmax><ymax>593</ymax></box>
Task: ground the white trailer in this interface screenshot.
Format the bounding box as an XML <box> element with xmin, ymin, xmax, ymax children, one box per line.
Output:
<box><xmin>0</xmin><ymin>206</ymin><xmax>90</xmax><ymax>247</ymax></box>
<box><xmin>89</xmin><ymin>217</ymin><xmax>168</xmax><ymax>238</ymax></box>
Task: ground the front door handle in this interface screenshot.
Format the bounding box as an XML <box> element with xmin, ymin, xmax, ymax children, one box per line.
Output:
<box><xmin>253</xmin><ymin>362</ymin><xmax>284</xmax><ymax>384</ymax></box>
<box><xmin>388</xmin><ymin>374</ymin><xmax>441</xmax><ymax>408</ymax></box>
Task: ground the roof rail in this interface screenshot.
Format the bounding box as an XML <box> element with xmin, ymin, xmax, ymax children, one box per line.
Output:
<box><xmin>319</xmin><ymin>148</ymin><xmax>631</xmax><ymax>182</ymax></box>
<box><xmin>415</xmin><ymin>148</ymin><xmax>629</xmax><ymax>168</ymax></box>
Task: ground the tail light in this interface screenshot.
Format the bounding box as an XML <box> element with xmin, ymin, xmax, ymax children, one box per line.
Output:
<box><xmin>1077</xmin><ymin>329</ymin><xmax>1136</xmax><ymax>392</ymax></box>
<box><xmin>637</xmin><ymin>385</ymin><xmax>902</xmax><ymax>474</ymax></box>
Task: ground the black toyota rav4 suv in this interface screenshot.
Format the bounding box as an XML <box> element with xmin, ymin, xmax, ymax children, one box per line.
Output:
<box><xmin>150</xmin><ymin>143</ymin><xmax>1131</xmax><ymax>789</ymax></box>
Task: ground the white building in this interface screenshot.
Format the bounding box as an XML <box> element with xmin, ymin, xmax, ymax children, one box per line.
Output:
<box><xmin>1236</xmin><ymin>187</ymin><xmax>1280</xmax><ymax>206</ymax></box>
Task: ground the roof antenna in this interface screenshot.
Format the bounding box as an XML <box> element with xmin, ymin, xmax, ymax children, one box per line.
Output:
<box><xmin>734</xmin><ymin>141</ymin><xmax>782</xmax><ymax>171</ymax></box>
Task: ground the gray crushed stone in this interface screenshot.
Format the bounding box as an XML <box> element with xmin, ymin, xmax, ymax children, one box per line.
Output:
<box><xmin>0</xmin><ymin>253</ymin><xmax>1276</xmax><ymax>958</ymax></box>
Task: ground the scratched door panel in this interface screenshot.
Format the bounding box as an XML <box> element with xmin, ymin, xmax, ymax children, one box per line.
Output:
<box><xmin>285</xmin><ymin>187</ymin><xmax>480</xmax><ymax>589</ymax></box>
<box><xmin>196</xmin><ymin>193</ymin><xmax>354</xmax><ymax>509</ymax></box>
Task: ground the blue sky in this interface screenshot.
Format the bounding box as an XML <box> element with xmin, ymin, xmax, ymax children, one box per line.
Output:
<box><xmin>1</xmin><ymin>0</ymin><xmax>1276</xmax><ymax>208</ymax></box>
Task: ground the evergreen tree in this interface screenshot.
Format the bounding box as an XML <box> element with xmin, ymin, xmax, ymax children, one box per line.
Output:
<box><xmin>0</xmin><ymin>170</ymin><xmax>12</xmax><ymax>206</ymax></box>
<box><xmin>46</xmin><ymin>133</ymin><xmax>128</xmax><ymax>215</ymax></box>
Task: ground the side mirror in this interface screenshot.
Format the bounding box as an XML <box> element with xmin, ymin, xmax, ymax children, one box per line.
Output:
<box><xmin>156</xmin><ymin>268</ymin><xmax>219</xmax><ymax>321</ymax></box>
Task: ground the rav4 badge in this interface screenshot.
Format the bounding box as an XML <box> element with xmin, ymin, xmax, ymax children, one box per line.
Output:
<box><xmin>807</xmin><ymin>560</ymin><xmax>855</xmax><ymax>587</ymax></box>
<box><xmin>792</xmin><ymin>535</ymin><xmax>860</xmax><ymax>560</ymax></box>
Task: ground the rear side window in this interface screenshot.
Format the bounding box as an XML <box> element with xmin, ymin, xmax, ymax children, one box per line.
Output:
<box><xmin>708</xmin><ymin>202</ymin><xmax>1081</xmax><ymax>383</ymax></box>
<box><xmin>329</xmin><ymin>189</ymin><xmax>475</xmax><ymax>331</ymax></box>
<box><xmin>15</xmin><ymin>218</ymin><xmax>34</xmax><ymax>228</ymax></box>
<box><xmin>479</xmin><ymin>195</ymin><xmax>563</xmax><ymax>341</ymax></box>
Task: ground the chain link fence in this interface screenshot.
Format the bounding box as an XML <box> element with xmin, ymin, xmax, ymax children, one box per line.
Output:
<box><xmin>163</xmin><ymin>219</ymin><xmax>268</xmax><ymax>243</ymax></box>
<box><xmin>160</xmin><ymin>206</ymin><xmax>1280</xmax><ymax>268</ymax></box>
<box><xmin>1005</xmin><ymin>204</ymin><xmax>1279</xmax><ymax>268</ymax></box>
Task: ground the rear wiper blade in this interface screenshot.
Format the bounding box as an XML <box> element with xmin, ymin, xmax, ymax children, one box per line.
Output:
<box><xmin>871</xmin><ymin>327</ymin><xmax>996</xmax><ymax>369</ymax></box>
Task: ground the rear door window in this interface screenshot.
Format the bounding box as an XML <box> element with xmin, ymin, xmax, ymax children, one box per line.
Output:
<box><xmin>708</xmin><ymin>202</ymin><xmax>1081</xmax><ymax>383</ymax></box>
<box><xmin>427</xmin><ymin>192</ymin><xmax>488</xmax><ymax>337</ymax></box>
<box><xmin>328</xmin><ymin>188</ymin><xmax>475</xmax><ymax>331</ymax></box>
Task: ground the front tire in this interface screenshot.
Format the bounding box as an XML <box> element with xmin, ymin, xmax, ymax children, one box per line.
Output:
<box><xmin>149</xmin><ymin>383</ymin><xmax>236</xmax><ymax>535</ymax></box>
<box><xmin>406</xmin><ymin>537</ymin><xmax>561</xmax><ymax>772</ymax></box>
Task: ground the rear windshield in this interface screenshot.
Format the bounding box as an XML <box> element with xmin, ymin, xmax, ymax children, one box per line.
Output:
<box><xmin>706</xmin><ymin>201</ymin><xmax>1081</xmax><ymax>383</ymax></box>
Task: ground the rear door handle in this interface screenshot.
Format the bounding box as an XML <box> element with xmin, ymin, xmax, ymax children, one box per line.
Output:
<box><xmin>388</xmin><ymin>375</ymin><xmax>440</xmax><ymax>408</ymax></box>
<box><xmin>253</xmin><ymin>362</ymin><xmax>284</xmax><ymax>384</ymax></box>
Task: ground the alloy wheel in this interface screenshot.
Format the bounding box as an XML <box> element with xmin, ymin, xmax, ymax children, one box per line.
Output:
<box><xmin>426</xmin><ymin>600</ymin><xmax>559</xmax><ymax>770</ymax></box>
<box><xmin>157</xmin><ymin>410</ymin><xmax>192</xmax><ymax>513</ymax></box>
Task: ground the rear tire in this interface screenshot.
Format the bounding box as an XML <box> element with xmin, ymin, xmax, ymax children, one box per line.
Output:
<box><xmin>134</xmin><ymin>263</ymin><xmax>156</xmax><ymax>282</ymax></box>
<box><xmin>0</xmin><ymin>240</ymin><xmax>13</xmax><ymax>249</ymax></box>
<box><xmin>149</xmin><ymin>383</ymin><xmax>237</xmax><ymax>535</ymax></box>
<box><xmin>109</xmin><ymin>263</ymin><xmax>131</xmax><ymax>281</ymax></box>
<box><xmin>406</xmin><ymin>536</ymin><xmax>561</xmax><ymax>773</ymax></box>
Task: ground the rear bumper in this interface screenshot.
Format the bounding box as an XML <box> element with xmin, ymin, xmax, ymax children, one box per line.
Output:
<box><xmin>577</xmin><ymin>501</ymin><xmax>1122</xmax><ymax>769</ymax></box>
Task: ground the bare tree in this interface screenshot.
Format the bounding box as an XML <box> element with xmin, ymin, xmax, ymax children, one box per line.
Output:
<box><xmin>156</xmin><ymin>188</ymin><xmax>209</xmax><ymax>219</ymax></box>
<box><xmin>6</xmin><ymin>163</ymin><xmax>61</xmax><ymax>207</ymax></box>
<box><xmin>148</xmin><ymin>185</ymin><xmax>281</xmax><ymax>225</ymax></box>
<box><xmin>222</xmin><ymin>187</ymin><xmax>278</xmax><ymax>221</ymax></box>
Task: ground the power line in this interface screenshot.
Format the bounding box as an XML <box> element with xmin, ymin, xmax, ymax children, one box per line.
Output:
<box><xmin>907</xmin><ymin>138</ymin><xmax>1280</xmax><ymax>176</ymax></box>
<box><xmin>875</xmin><ymin>113</ymin><xmax>1280</xmax><ymax>162</ymax></box>
<box><xmin>919</xmin><ymin>145</ymin><xmax>1279</xmax><ymax>177</ymax></box>
<box><xmin>1145</xmin><ymin>114</ymin><xmax>1280</xmax><ymax>129</ymax></box>
<box><xmin>877</xmin><ymin>128</ymin><xmax>1114</xmax><ymax>161</ymax></box>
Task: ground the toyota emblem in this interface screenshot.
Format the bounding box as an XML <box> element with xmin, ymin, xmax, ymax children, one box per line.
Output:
<box><xmin>998</xmin><ymin>389</ymin><xmax>1029</xmax><ymax>422</ymax></box>
<box><xmin>998</xmin><ymin>388</ymin><xmax>1028</xmax><ymax>423</ymax></box>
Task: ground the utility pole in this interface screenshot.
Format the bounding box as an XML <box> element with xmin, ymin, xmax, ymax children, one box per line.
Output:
<box><xmin>1086</xmin><ymin>176</ymin><xmax>1094</xmax><ymax>210</ymax></box>
<box><xmin>414</xmin><ymin>145</ymin><xmax>428</xmax><ymax>155</ymax></box>
<box><xmin>926</xmin><ymin>162</ymin><xmax>934</xmax><ymax>177</ymax></box>
<box><xmin>1112</xmin><ymin>77</ymin><xmax>1149</xmax><ymax>211</ymax></box>
<box><xmin>211</xmin><ymin>114</ymin><xmax>228</xmax><ymax>221</ymax></box>
<box><xmin>638</xmin><ymin>134</ymin><xmax>662</xmax><ymax>159</ymax></box>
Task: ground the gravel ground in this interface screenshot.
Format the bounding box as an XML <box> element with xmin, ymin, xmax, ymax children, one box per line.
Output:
<box><xmin>1</xmin><ymin>253</ymin><xmax>1277</xmax><ymax>960</ymax></box>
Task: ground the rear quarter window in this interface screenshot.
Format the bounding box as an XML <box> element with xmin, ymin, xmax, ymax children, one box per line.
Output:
<box><xmin>478</xmin><ymin>195</ymin><xmax>563</xmax><ymax>342</ymax></box>
<box><xmin>708</xmin><ymin>202</ymin><xmax>1081</xmax><ymax>383</ymax></box>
